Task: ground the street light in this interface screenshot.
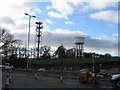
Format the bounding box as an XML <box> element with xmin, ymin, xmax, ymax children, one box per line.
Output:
<box><xmin>90</xmin><ymin>53</ymin><xmax>96</xmax><ymax>78</ymax></box>
<box><xmin>25</xmin><ymin>13</ymin><xmax>36</xmax><ymax>70</ymax></box>
<box><xmin>92</xmin><ymin>53</ymin><xmax>95</xmax><ymax>72</ymax></box>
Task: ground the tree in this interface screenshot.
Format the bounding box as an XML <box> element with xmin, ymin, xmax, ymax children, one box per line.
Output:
<box><xmin>0</xmin><ymin>28</ymin><xmax>26</xmax><ymax>63</ymax></box>
<box><xmin>1</xmin><ymin>30</ymin><xmax>14</xmax><ymax>61</ymax></box>
<box><xmin>40</xmin><ymin>46</ymin><xmax>51</xmax><ymax>59</ymax></box>
<box><xmin>0</xmin><ymin>27</ymin><xmax>5</xmax><ymax>39</ymax></box>
<box><xmin>104</xmin><ymin>53</ymin><xmax>111</xmax><ymax>58</ymax></box>
<box><xmin>54</xmin><ymin>45</ymin><xmax>66</xmax><ymax>58</ymax></box>
<box><xmin>0</xmin><ymin>27</ymin><xmax>28</xmax><ymax>68</ymax></box>
<box><xmin>66</xmin><ymin>48</ymin><xmax>75</xmax><ymax>58</ymax></box>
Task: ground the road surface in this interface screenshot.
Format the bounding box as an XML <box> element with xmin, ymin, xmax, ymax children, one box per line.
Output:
<box><xmin>2</xmin><ymin>70</ymin><xmax>114</xmax><ymax>89</ymax></box>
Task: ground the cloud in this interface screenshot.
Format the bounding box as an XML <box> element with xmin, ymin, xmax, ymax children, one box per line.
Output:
<box><xmin>40</xmin><ymin>29</ymin><xmax>118</xmax><ymax>55</ymax></box>
<box><xmin>0</xmin><ymin>1</ymin><xmax>118</xmax><ymax>56</ymax></box>
<box><xmin>88</xmin><ymin>0</ymin><xmax>117</xmax><ymax>10</ymax></box>
<box><xmin>0</xmin><ymin>0</ymin><xmax>41</xmax><ymax>43</ymax></box>
<box><xmin>48</xmin><ymin>11</ymin><xmax>67</xmax><ymax>19</ymax></box>
<box><xmin>108</xmin><ymin>24</ymin><xmax>114</xmax><ymax>27</ymax></box>
<box><xmin>49</xmin><ymin>0</ymin><xmax>73</xmax><ymax>15</ymax></box>
<box><xmin>44</xmin><ymin>19</ymin><xmax>53</xmax><ymax>24</ymax></box>
<box><xmin>0</xmin><ymin>0</ymin><xmax>40</xmax><ymax>46</ymax></box>
<box><xmin>78</xmin><ymin>1</ymin><xmax>117</xmax><ymax>12</ymax></box>
<box><xmin>9</xmin><ymin>24</ymin><xmax>118</xmax><ymax>56</ymax></box>
<box><xmin>112</xmin><ymin>33</ymin><xmax>120</xmax><ymax>36</ymax></box>
<box><xmin>69</xmin><ymin>0</ymin><xmax>83</xmax><ymax>6</ymax></box>
<box><xmin>34</xmin><ymin>8</ymin><xmax>41</xmax><ymax>13</ymax></box>
<box><xmin>0</xmin><ymin>0</ymin><xmax>41</xmax><ymax>27</ymax></box>
<box><xmin>0</xmin><ymin>16</ymin><xmax>15</xmax><ymax>25</ymax></box>
<box><xmin>47</xmin><ymin>0</ymin><xmax>118</xmax><ymax>20</ymax></box>
<box><xmin>42</xmin><ymin>29</ymin><xmax>87</xmax><ymax>47</ymax></box>
<box><xmin>65</xmin><ymin>21</ymin><xmax>75</xmax><ymax>25</ymax></box>
<box><xmin>93</xmin><ymin>35</ymin><xmax>116</xmax><ymax>41</ymax></box>
<box><xmin>90</xmin><ymin>10</ymin><xmax>118</xmax><ymax>23</ymax></box>
<box><xmin>47</xmin><ymin>0</ymin><xmax>74</xmax><ymax>19</ymax></box>
<box><xmin>84</xmin><ymin>35</ymin><xmax>118</xmax><ymax>55</ymax></box>
<box><xmin>0</xmin><ymin>1</ymin><xmax>31</xmax><ymax>19</ymax></box>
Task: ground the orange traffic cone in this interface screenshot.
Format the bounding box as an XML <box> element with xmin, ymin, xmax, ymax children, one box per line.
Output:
<box><xmin>34</xmin><ymin>73</ymin><xmax>38</xmax><ymax>80</ymax></box>
<box><xmin>60</xmin><ymin>76</ymin><xmax>64</xmax><ymax>84</ymax></box>
<box><xmin>4</xmin><ymin>77</ymin><xmax>10</xmax><ymax>88</ymax></box>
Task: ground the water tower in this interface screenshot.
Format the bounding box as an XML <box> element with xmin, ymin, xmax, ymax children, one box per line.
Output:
<box><xmin>74</xmin><ymin>37</ymin><xmax>85</xmax><ymax>58</ymax></box>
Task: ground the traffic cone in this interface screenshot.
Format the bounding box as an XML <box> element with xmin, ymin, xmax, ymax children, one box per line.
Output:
<box><xmin>6</xmin><ymin>73</ymin><xmax>9</xmax><ymax>78</ymax></box>
<box><xmin>60</xmin><ymin>76</ymin><xmax>64</xmax><ymax>84</ymax></box>
<box><xmin>4</xmin><ymin>77</ymin><xmax>10</xmax><ymax>88</ymax></box>
<box><xmin>9</xmin><ymin>73</ymin><xmax>13</xmax><ymax>83</ymax></box>
<box><xmin>34</xmin><ymin>73</ymin><xmax>38</xmax><ymax>80</ymax></box>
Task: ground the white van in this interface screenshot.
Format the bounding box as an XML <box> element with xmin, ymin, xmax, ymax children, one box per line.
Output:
<box><xmin>4</xmin><ymin>63</ymin><xmax>13</xmax><ymax>70</ymax></box>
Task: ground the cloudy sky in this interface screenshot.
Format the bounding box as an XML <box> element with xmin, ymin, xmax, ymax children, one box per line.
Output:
<box><xmin>0</xmin><ymin>0</ymin><xmax>119</xmax><ymax>56</ymax></box>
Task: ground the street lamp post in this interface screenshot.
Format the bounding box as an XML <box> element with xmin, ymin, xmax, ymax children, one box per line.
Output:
<box><xmin>92</xmin><ymin>53</ymin><xmax>95</xmax><ymax>72</ymax></box>
<box><xmin>25</xmin><ymin>13</ymin><xmax>35</xmax><ymax>70</ymax></box>
<box><xmin>91</xmin><ymin>53</ymin><xmax>96</xmax><ymax>79</ymax></box>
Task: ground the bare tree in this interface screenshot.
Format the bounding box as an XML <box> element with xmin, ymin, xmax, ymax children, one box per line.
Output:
<box><xmin>40</xmin><ymin>46</ymin><xmax>51</xmax><ymax>59</ymax></box>
<box><xmin>1</xmin><ymin>31</ymin><xmax>14</xmax><ymax>61</ymax></box>
<box><xmin>0</xmin><ymin>28</ymin><xmax>27</xmax><ymax>62</ymax></box>
<box><xmin>66</xmin><ymin>48</ymin><xmax>75</xmax><ymax>58</ymax></box>
<box><xmin>54</xmin><ymin>45</ymin><xmax>66</xmax><ymax>58</ymax></box>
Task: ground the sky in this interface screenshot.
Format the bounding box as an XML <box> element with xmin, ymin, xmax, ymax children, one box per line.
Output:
<box><xmin>0</xmin><ymin>0</ymin><xmax>119</xmax><ymax>56</ymax></box>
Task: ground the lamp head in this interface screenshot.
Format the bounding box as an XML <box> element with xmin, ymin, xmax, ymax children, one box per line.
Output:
<box><xmin>25</xmin><ymin>13</ymin><xmax>29</xmax><ymax>15</ymax></box>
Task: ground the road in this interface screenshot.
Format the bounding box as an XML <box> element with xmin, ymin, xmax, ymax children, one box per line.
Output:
<box><xmin>2</xmin><ymin>70</ymin><xmax>114</xmax><ymax>89</ymax></box>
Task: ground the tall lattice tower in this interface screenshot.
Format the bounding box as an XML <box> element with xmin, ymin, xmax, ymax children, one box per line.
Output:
<box><xmin>36</xmin><ymin>21</ymin><xmax>43</xmax><ymax>59</ymax></box>
<box><xmin>74</xmin><ymin>37</ymin><xmax>85</xmax><ymax>58</ymax></box>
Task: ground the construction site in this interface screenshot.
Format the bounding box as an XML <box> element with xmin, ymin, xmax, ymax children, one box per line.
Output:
<box><xmin>1</xmin><ymin>16</ymin><xmax>120</xmax><ymax>89</ymax></box>
<box><xmin>1</xmin><ymin>34</ymin><xmax>120</xmax><ymax>89</ymax></box>
<box><xmin>0</xmin><ymin>1</ymin><xmax>120</xmax><ymax>89</ymax></box>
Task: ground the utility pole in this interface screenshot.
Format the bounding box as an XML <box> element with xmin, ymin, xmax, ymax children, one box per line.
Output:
<box><xmin>36</xmin><ymin>21</ymin><xmax>43</xmax><ymax>59</ymax></box>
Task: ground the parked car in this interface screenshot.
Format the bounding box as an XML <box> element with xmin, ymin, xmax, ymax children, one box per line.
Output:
<box><xmin>111</xmin><ymin>74</ymin><xmax>120</xmax><ymax>88</ymax></box>
<box><xmin>4</xmin><ymin>63</ymin><xmax>13</xmax><ymax>70</ymax></box>
<box><xmin>38</xmin><ymin>68</ymin><xmax>45</xmax><ymax>72</ymax></box>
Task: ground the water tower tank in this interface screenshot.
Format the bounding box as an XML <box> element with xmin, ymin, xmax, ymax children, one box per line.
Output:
<box><xmin>74</xmin><ymin>37</ymin><xmax>85</xmax><ymax>44</ymax></box>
